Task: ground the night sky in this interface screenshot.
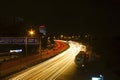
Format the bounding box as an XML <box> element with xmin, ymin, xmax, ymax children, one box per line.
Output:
<box><xmin>0</xmin><ymin>1</ymin><xmax>120</xmax><ymax>77</ymax></box>
<box><xmin>0</xmin><ymin>0</ymin><xmax>120</xmax><ymax>36</ymax></box>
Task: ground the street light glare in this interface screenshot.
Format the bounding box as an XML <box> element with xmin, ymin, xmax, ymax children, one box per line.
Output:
<box><xmin>29</xmin><ymin>29</ymin><xmax>35</xmax><ymax>36</ymax></box>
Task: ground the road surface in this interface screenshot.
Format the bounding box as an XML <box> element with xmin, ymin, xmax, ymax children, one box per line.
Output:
<box><xmin>8</xmin><ymin>41</ymin><xmax>84</xmax><ymax>80</ymax></box>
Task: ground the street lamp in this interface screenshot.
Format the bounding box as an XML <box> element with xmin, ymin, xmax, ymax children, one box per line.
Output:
<box><xmin>25</xmin><ymin>29</ymin><xmax>35</xmax><ymax>56</ymax></box>
<box><xmin>28</xmin><ymin>29</ymin><xmax>35</xmax><ymax>37</ymax></box>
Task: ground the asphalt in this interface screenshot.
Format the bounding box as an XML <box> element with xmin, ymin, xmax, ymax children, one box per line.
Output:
<box><xmin>0</xmin><ymin>40</ymin><xmax>69</xmax><ymax>79</ymax></box>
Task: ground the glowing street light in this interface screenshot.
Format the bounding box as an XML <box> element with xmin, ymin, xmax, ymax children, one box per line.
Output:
<box><xmin>25</xmin><ymin>29</ymin><xmax>35</xmax><ymax>56</ymax></box>
<box><xmin>28</xmin><ymin>29</ymin><xmax>35</xmax><ymax>36</ymax></box>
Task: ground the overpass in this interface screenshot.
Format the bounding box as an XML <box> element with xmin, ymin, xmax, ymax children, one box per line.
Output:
<box><xmin>0</xmin><ymin>37</ymin><xmax>39</xmax><ymax>45</ymax></box>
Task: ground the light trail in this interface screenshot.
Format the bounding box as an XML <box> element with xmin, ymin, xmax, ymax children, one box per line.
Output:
<box><xmin>9</xmin><ymin>41</ymin><xmax>85</xmax><ymax>80</ymax></box>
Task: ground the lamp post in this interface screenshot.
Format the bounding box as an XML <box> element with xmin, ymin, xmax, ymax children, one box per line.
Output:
<box><xmin>25</xmin><ymin>29</ymin><xmax>35</xmax><ymax>56</ymax></box>
<box><xmin>28</xmin><ymin>29</ymin><xmax>35</xmax><ymax>37</ymax></box>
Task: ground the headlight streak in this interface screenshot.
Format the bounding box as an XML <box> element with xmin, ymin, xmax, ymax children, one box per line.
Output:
<box><xmin>50</xmin><ymin>57</ymin><xmax>73</xmax><ymax>80</ymax></box>
<box><xmin>30</xmin><ymin>51</ymin><xmax>73</xmax><ymax>80</ymax></box>
<box><xmin>9</xmin><ymin>43</ymin><xmax>71</xmax><ymax>80</ymax></box>
<box><xmin>21</xmin><ymin>50</ymin><xmax>71</xmax><ymax>80</ymax></box>
<box><xmin>29</xmin><ymin>43</ymin><xmax>78</xmax><ymax>80</ymax></box>
<box><xmin>9</xmin><ymin>41</ymin><xmax>83</xmax><ymax>80</ymax></box>
<box><xmin>49</xmin><ymin>51</ymin><xmax>76</xmax><ymax>80</ymax></box>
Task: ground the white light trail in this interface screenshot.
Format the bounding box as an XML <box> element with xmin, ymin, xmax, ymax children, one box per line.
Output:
<box><xmin>9</xmin><ymin>41</ymin><xmax>84</xmax><ymax>80</ymax></box>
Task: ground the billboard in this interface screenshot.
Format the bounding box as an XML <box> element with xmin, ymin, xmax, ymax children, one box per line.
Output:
<box><xmin>39</xmin><ymin>25</ymin><xmax>46</xmax><ymax>35</ymax></box>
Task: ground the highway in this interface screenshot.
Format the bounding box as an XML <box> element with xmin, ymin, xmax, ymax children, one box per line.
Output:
<box><xmin>9</xmin><ymin>41</ymin><xmax>85</xmax><ymax>80</ymax></box>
